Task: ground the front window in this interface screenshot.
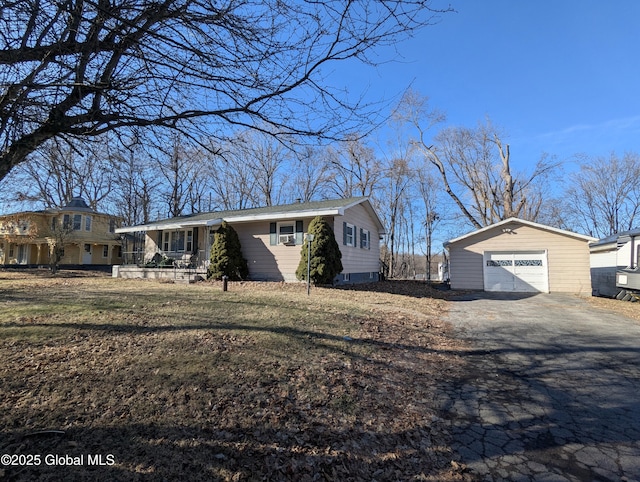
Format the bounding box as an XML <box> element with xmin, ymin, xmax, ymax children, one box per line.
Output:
<box><xmin>109</xmin><ymin>219</ymin><xmax>115</xmax><ymax>233</ymax></box>
<box><xmin>85</xmin><ymin>215</ymin><xmax>92</xmax><ymax>231</ymax></box>
<box><xmin>73</xmin><ymin>214</ymin><xmax>82</xmax><ymax>231</ymax></box>
<box><xmin>162</xmin><ymin>230</ymin><xmax>193</xmax><ymax>252</ymax></box>
<box><xmin>172</xmin><ymin>231</ymin><xmax>186</xmax><ymax>252</ymax></box>
<box><xmin>278</xmin><ymin>222</ymin><xmax>295</xmax><ymax>245</ymax></box>
<box><xmin>63</xmin><ymin>214</ymin><xmax>71</xmax><ymax>229</ymax></box>
<box><xmin>103</xmin><ymin>245</ymin><xmax>109</xmax><ymax>258</ymax></box>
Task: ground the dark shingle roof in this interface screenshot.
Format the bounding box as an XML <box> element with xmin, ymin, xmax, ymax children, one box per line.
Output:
<box><xmin>157</xmin><ymin>197</ymin><xmax>368</xmax><ymax>224</ymax></box>
<box><xmin>590</xmin><ymin>228</ymin><xmax>640</xmax><ymax>247</ymax></box>
<box><xmin>116</xmin><ymin>196</ymin><xmax>386</xmax><ymax>234</ymax></box>
<box><xmin>62</xmin><ymin>197</ymin><xmax>94</xmax><ymax>212</ymax></box>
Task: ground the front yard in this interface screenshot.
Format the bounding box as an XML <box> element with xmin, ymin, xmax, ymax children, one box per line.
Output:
<box><xmin>0</xmin><ymin>271</ymin><xmax>472</xmax><ymax>481</ymax></box>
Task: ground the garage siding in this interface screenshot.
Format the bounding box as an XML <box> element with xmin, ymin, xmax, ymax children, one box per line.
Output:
<box><xmin>448</xmin><ymin>222</ymin><xmax>592</xmax><ymax>294</ymax></box>
<box><xmin>448</xmin><ymin>243</ymin><xmax>484</xmax><ymax>290</ymax></box>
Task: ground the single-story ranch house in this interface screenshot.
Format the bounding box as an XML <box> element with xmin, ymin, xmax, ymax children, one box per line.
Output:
<box><xmin>114</xmin><ymin>197</ymin><xmax>385</xmax><ymax>283</ymax></box>
<box><xmin>445</xmin><ymin>217</ymin><xmax>596</xmax><ymax>294</ymax></box>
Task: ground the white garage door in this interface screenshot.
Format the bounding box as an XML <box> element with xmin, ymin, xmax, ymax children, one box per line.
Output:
<box><xmin>483</xmin><ymin>251</ymin><xmax>549</xmax><ymax>293</ymax></box>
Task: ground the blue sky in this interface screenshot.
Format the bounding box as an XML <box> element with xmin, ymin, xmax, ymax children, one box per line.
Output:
<box><xmin>338</xmin><ymin>0</ymin><xmax>640</xmax><ymax>170</ymax></box>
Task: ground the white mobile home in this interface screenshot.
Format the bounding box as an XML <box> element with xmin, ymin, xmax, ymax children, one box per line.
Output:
<box><xmin>590</xmin><ymin>229</ymin><xmax>640</xmax><ymax>298</ymax></box>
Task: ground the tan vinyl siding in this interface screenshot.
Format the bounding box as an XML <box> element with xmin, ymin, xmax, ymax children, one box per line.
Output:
<box><xmin>233</xmin><ymin>220</ymin><xmax>309</xmax><ymax>282</ymax></box>
<box><xmin>335</xmin><ymin>203</ymin><xmax>381</xmax><ymax>276</ymax></box>
<box><xmin>449</xmin><ymin>243</ymin><xmax>484</xmax><ymax>290</ymax></box>
<box><xmin>449</xmin><ymin>222</ymin><xmax>592</xmax><ymax>294</ymax></box>
<box><xmin>232</xmin><ymin>203</ymin><xmax>382</xmax><ymax>282</ymax></box>
<box><xmin>547</xmin><ymin>237</ymin><xmax>592</xmax><ymax>294</ymax></box>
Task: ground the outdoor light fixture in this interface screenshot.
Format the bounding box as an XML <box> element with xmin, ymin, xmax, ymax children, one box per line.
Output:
<box><xmin>502</xmin><ymin>228</ymin><xmax>513</xmax><ymax>234</ymax></box>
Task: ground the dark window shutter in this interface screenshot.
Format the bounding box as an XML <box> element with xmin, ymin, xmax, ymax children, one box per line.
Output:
<box><xmin>353</xmin><ymin>225</ymin><xmax>357</xmax><ymax>247</ymax></box>
<box><xmin>360</xmin><ymin>228</ymin><xmax>363</xmax><ymax>248</ymax></box>
<box><xmin>270</xmin><ymin>222</ymin><xmax>277</xmax><ymax>245</ymax></box>
<box><xmin>343</xmin><ymin>222</ymin><xmax>347</xmax><ymax>245</ymax></box>
<box><xmin>192</xmin><ymin>228</ymin><xmax>199</xmax><ymax>254</ymax></box>
<box><xmin>295</xmin><ymin>220</ymin><xmax>304</xmax><ymax>245</ymax></box>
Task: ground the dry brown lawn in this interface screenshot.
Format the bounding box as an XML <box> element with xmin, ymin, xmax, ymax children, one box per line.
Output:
<box><xmin>0</xmin><ymin>270</ymin><xmax>474</xmax><ymax>481</ymax></box>
<box><xmin>588</xmin><ymin>295</ymin><xmax>640</xmax><ymax>322</ymax></box>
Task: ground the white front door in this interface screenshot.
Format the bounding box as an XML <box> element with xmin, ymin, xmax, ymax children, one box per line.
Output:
<box><xmin>83</xmin><ymin>244</ymin><xmax>92</xmax><ymax>265</ymax></box>
<box><xmin>483</xmin><ymin>251</ymin><xmax>549</xmax><ymax>293</ymax></box>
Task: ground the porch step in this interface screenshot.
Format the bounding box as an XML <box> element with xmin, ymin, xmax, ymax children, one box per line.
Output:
<box><xmin>174</xmin><ymin>278</ymin><xmax>196</xmax><ymax>284</ymax></box>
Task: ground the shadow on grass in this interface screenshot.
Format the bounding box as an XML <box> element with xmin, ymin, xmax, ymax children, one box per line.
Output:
<box><xmin>334</xmin><ymin>279</ymin><xmax>453</xmax><ymax>299</ymax></box>
<box><xmin>0</xmin><ymin>267</ymin><xmax>112</xmax><ymax>279</ymax></box>
<box><xmin>1</xmin><ymin>421</ymin><xmax>459</xmax><ymax>481</ymax></box>
<box><xmin>0</xmin><ymin>319</ymin><xmax>455</xmax><ymax>368</ymax></box>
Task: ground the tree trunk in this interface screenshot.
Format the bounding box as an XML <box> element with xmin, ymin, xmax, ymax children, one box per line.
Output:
<box><xmin>495</xmin><ymin>136</ymin><xmax>515</xmax><ymax>218</ymax></box>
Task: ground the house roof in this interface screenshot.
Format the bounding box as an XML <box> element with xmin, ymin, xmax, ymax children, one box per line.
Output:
<box><xmin>115</xmin><ymin>197</ymin><xmax>386</xmax><ymax>234</ymax></box>
<box><xmin>589</xmin><ymin>227</ymin><xmax>640</xmax><ymax>249</ymax></box>
<box><xmin>0</xmin><ymin>197</ymin><xmax>118</xmax><ymax>218</ymax></box>
<box><xmin>444</xmin><ymin>217</ymin><xmax>597</xmax><ymax>248</ymax></box>
<box><xmin>62</xmin><ymin>197</ymin><xmax>94</xmax><ymax>212</ymax></box>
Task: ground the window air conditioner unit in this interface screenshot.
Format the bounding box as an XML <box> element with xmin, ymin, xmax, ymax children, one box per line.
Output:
<box><xmin>279</xmin><ymin>234</ymin><xmax>295</xmax><ymax>245</ymax></box>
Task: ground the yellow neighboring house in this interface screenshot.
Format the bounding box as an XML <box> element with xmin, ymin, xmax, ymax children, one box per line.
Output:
<box><xmin>0</xmin><ymin>197</ymin><xmax>123</xmax><ymax>267</ymax></box>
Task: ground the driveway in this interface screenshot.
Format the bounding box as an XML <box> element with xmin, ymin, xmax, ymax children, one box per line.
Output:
<box><xmin>438</xmin><ymin>292</ymin><xmax>640</xmax><ymax>482</ymax></box>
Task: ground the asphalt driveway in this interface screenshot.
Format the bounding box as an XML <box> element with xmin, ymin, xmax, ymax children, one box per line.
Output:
<box><xmin>438</xmin><ymin>292</ymin><xmax>640</xmax><ymax>482</ymax></box>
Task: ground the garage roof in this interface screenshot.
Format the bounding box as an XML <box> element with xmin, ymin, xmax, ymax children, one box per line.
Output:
<box><xmin>444</xmin><ymin>217</ymin><xmax>597</xmax><ymax>248</ymax></box>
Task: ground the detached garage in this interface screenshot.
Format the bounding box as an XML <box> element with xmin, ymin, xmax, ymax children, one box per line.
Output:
<box><xmin>445</xmin><ymin>218</ymin><xmax>596</xmax><ymax>294</ymax></box>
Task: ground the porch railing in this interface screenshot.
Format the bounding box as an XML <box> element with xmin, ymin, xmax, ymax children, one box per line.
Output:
<box><xmin>121</xmin><ymin>250</ymin><xmax>208</xmax><ymax>270</ymax></box>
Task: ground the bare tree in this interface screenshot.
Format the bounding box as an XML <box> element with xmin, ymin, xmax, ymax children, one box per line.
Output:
<box><xmin>397</xmin><ymin>91</ymin><xmax>558</xmax><ymax>228</ymax></box>
<box><xmin>564</xmin><ymin>152</ymin><xmax>640</xmax><ymax>238</ymax></box>
<box><xmin>328</xmin><ymin>136</ymin><xmax>383</xmax><ymax>198</ymax></box>
<box><xmin>233</xmin><ymin>130</ymin><xmax>289</xmax><ymax>207</ymax></box>
<box><xmin>156</xmin><ymin>135</ymin><xmax>202</xmax><ymax>218</ymax></box>
<box><xmin>379</xmin><ymin>157</ymin><xmax>411</xmax><ymax>278</ymax></box>
<box><xmin>416</xmin><ymin>167</ymin><xmax>441</xmax><ymax>281</ymax></box>
<box><xmin>8</xmin><ymin>137</ymin><xmax>114</xmax><ymax>209</ymax></box>
<box><xmin>0</xmin><ymin>0</ymin><xmax>451</xmax><ymax>182</ymax></box>
<box><xmin>291</xmin><ymin>146</ymin><xmax>334</xmax><ymax>203</ymax></box>
<box><xmin>206</xmin><ymin>141</ymin><xmax>257</xmax><ymax>211</ymax></box>
<box><xmin>111</xmin><ymin>144</ymin><xmax>160</xmax><ymax>225</ymax></box>
<box><xmin>48</xmin><ymin>219</ymin><xmax>74</xmax><ymax>274</ymax></box>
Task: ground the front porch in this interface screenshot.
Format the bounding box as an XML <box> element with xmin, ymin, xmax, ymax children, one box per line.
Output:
<box><xmin>120</xmin><ymin>249</ymin><xmax>208</xmax><ymax>269</ymax></box>
<box><xmin>115</xmin><ymin>248</ymin><xmax>209</xmax><ymax>282</ymax></box>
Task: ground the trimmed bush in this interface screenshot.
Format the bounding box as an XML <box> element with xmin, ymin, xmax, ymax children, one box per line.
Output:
<box><xmin>296</xmin><ymin>216</ymin><xmax>343</xmax><ymax>285</ymax></box>
<box><xmin>207</xmin><ymin>221</ymin><xmax>249</xmax><ymax>280</ymax></box>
